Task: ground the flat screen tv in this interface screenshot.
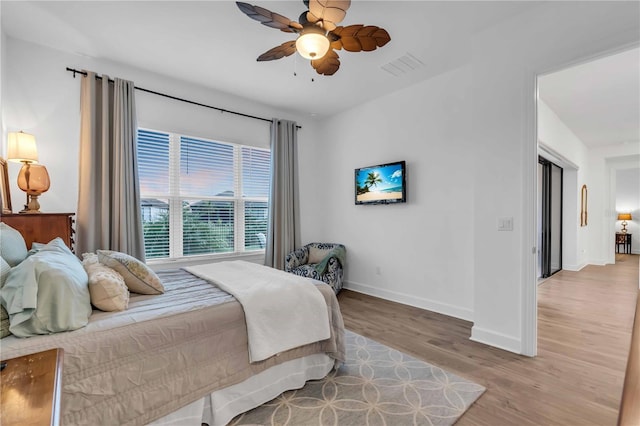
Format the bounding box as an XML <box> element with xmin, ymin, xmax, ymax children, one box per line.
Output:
<box><xmin>355</xmin><ymin>160</ymin><xmax>406</xmax><ymax>205</ymax></box>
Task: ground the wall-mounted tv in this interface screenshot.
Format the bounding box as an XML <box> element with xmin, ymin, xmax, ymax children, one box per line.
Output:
<box><xmin>355</xmin><ymin>160</ymin><xmax>406</xmax><ymax>205</ymax></box>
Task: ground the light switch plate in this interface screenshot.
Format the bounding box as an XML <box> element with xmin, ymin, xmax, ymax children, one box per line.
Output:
<box><xmin>498</xmin><ymin>217</ymin><xmax>513</xmax><ymax>231</ymax></box>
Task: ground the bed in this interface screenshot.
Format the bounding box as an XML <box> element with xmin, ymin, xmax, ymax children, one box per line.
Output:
<box><xmin>0</xmin><ymin>223</ymin><xmax>345</xmax><ymax>426</ymax></box>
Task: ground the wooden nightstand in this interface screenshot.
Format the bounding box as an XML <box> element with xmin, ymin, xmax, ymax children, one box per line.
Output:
<box><xmin>0</xmin><ymin>348</ymin><xmax>64</xmax><ymax>426</ymax></box>
<box><xmin>0</xmin><ymin>213</ymin><xmax>75</xmax><ymax>251</ymax></box>
<box><xmin>616</xmin><ymin>233</ymin><xmax>632</xmax><ymax>254</ymax></box>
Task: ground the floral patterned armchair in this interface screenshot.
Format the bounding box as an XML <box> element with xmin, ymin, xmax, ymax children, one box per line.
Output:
<box><xmin>284</xmin><ymin>242</ymin><xmax>346</xmax><ymax>294</ymax></box>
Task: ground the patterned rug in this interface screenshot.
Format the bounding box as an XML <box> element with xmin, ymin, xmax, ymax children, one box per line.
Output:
<box><xmin>230</xmin><ymin>330</ymin><xmax>485</xmax><ymax>426</ymax></box>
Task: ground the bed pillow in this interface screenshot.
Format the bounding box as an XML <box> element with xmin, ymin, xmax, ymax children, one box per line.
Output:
<box><xmin>0</xmin><ymin>223</ymin><xmax>28</xmax><ymax>266</ymax></box>
<box><xmin>0</xmin><ymin>238</ymin><xmax>91</xmax><ymax>337</ymax></box>
<box><xmin>82</xmin><ymin>253</ymin><xmax>129</xmax><ymax>312</ymax></box>
<box><xmin>27</xmin><ymin>242</ymin><xmax>46</xmax><ymax>257</ymax></box>
<box><xmin>97</xmin><ymin>250</ymin><xmax>164</xmax><ymax>295</ymax></box>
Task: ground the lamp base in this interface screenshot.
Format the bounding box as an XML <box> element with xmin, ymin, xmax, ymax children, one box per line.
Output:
<box><xmin>621</xmin><ymin>220</ymin><xmax>628</xmax><ymax>233</ymax></box>
<box><xmin>19</xmin><ymin>195</ymin><xmax>43</xmax><ymax>214</ymax></box>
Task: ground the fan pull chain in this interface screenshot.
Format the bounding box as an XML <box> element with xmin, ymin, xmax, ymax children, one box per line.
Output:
<box><xmin>292</xmin><ymin>55</ymin><xmax>315</xmax><ymax>82</ymax></box>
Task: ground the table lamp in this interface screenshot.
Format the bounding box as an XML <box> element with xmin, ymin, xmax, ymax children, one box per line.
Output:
<box><xmin>7</xmin><ymin>131</ymin><xmax>50</xmax><ymax>213</ymax></box>
<box><xmin>617</xmin><ymin>213</ymin><xmax>632</xmax><ymax>233</ymax></box>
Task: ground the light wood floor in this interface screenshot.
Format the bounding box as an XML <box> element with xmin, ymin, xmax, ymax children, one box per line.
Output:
<box><xmin>337</xmin><ymin>254</ymin><xmax>639</xmax><ymax>425</ymax></box>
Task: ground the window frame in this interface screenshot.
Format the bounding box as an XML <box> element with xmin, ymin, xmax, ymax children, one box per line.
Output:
<box><xmin>137</xmin><ymin>128</ymin><xmax>270</xmax><ymax>263</ymax></box>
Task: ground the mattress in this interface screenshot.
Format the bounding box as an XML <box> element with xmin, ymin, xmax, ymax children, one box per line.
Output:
<box><xmin>0</xmin><ymin>268</ymin><xmax>345</xmax><ymax>425</ymax></box>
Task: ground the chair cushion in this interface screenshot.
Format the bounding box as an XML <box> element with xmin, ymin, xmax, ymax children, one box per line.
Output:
<box><xmin>308</xmin><ymin>246</ymin><xmax>334</xmax><ymax>264</ymax></box>
<box><xmin>289</xmin><ymin>264</ymin><xmax>322</xmax><ymax>281</ymax></box>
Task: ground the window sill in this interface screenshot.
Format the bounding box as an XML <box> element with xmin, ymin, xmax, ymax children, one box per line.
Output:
<box><xmin>147</xmin><ymin>251</ymin><xmax>265</xmax><ymax>271</ymax></box>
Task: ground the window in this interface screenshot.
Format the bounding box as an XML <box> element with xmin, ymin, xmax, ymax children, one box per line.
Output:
<box><xmin>137</xmin><ymin>129</ymin><xmax>270</xmax><ymax>260</ymax></box>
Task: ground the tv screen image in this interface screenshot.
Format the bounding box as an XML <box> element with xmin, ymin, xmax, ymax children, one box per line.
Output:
<box><xmin>355</xmin><ymin>161</ymin><xmax>406</xmax><ymax>205</ymax></box>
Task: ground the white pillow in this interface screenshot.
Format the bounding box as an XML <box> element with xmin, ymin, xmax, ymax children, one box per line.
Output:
<box><xmin>82</xmin><ymin>253</ymin><xmax>129</xmax><ymax>312</ymax></box>
<box><xmin>97</xmin><ymin>250</ymin><xmax>164</xmax><ymax>295</ymax></box>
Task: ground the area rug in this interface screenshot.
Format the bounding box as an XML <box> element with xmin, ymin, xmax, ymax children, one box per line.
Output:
<box><xmin>230</xmin><ymin>330</ymin><xmax>485</xmax><ymax>426</ymax></box>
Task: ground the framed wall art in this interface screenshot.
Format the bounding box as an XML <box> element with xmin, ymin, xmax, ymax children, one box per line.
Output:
<box><xmin>1</xmin><ymin>158</ymin><xmax>12</xmax><ymax>214</ymax></box>
<box><xmin>580</xmin><ymin>184</ymin><xmax>587</xmax><ymax>227</ymax></box>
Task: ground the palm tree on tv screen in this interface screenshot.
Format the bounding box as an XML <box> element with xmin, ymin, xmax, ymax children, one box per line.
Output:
<box><xmin>365</xmin><ymin>172</ymin><xmax>382</xmax><ymax>190</ymax></box>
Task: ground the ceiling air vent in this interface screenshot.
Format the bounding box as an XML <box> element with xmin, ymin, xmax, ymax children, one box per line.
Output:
<box><xmin>381</xmin><ymin>53</ymin><xmax>425</xmax><ymax>77</ymax></box>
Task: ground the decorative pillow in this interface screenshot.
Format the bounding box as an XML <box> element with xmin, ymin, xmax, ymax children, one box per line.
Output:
<box><xmin>83</xmin><ymin>252</ymin><xmax>99</xmax><ymax>265</ymax></box>
<box><xmin>1</xmin><ymin>304</ymin><xmax>10</xmax><ymax>339</ymax></box>
<box><xmin>1</xmin><ymin>256</ymin><xmax>11</xmax><ymax>288</ymax></box>
<box><xmin>82</xmin><ymin>253</ymin><xmax>129</xmax><ymax>312</ymax></box>
<box><xmin>97</xmin><ymin>250</ymin><xmax>164</xmax><ymax>295</ymax></box>
<box><xmin>0</xmin><ymin>238</ymin><xmax>91</xmax><ymax>337</ymax></box>
<box><xmin>0</xmin><ymin>223</ymin><xmax>28</xmax><ymax>267</ymax></box>
<box><xmin>0</xmin><ymin>257</ymin><xmax>11</xmax><ymax>338</ymax></box>
<box><xmin>308</xmin><ymin>246</ymin><xmax>333</xmax><ymax>264</ymax></box>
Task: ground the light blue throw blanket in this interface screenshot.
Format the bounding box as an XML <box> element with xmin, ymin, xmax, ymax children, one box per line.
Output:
<box><xmin>314</xmin><ymin>246</ymin><xmax>346</xmax><ymax>275</ymax></box>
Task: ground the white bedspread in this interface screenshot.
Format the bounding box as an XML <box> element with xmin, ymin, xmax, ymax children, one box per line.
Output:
<box><xmin>186</xmin><ymin>261</ymin><xmax>331</xmax><ymax>362</ymax></box>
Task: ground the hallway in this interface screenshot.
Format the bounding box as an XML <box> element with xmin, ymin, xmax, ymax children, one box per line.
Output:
<box><xmin>536</xmin><ymin>253</ymin><xmax>639</xmax><ymax>423</ymax></box>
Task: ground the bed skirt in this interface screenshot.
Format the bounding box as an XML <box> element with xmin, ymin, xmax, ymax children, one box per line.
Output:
<box><xmin>149</xmin><ymin>353</ymin><xmax>334</xmax><ymax>426</ymax></box>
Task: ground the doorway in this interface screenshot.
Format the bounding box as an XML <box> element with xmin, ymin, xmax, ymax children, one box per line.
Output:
<box><xmin>538</xmin><ymin>156</ymin><xmax>563</xmax><ymax>279</ymax></box>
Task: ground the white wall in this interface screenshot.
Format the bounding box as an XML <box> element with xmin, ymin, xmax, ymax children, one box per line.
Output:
<box><xmin>538</xmin><ymin>97</ymin><xmax>640</xmax><ymax>266</ymax></box>
<box><xmin>3</xmin><ymin>37</ymin><xmax>316</xmax><ymax>215</ymax></box>
<box><xmin>616</xmin><ymin>168</ymin><xmax>640</xmax><ymax>253</ymax></box>
<box><xmin>1</xmin><ymin>14</ymin><xmax>6</xmax><ymax>157</ymax></box>
<box><xmin>310</xmin><ymin>65</ymin><xmax>476</xmax><ymax>321</ymax></box>
<box><xmin>588</xmin><ymin>146</ymin><xmax>640</xmax><ymax>264</ymax></box>
<box><xmin>537</xmin><ymin>99</ymin><xmax>590</xmax><ymax>270</ymax></box>
<box><xmin>304</xmin><ymin>1</ymin><xmax>640</xmax><ymax>354</ymax></box>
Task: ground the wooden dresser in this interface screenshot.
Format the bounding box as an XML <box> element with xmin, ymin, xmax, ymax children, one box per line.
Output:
<box><xmin>0</xmin><ymin>213</ymin><xmax>75</xmax><ymax>251</ymax></box>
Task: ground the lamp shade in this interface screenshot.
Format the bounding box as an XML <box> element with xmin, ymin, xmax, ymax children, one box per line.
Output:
<box><xmin>617</xmin><ymin>213</ymin><xmax>632</xmax><ymax>221</ymax></box>
<box><xmin>296</xmin><ymin>31</ymin><xmax>330</xmax><ymax>60</ymax></box>
<box><xmin>18</xmin><ymin>164</ymin><xmax>50</xmax><ymax>195</ymax></box>
<box><xmin>7</xmin><ymin>131</ymin><xmax>38</xmax><ymax>164</ymax></box>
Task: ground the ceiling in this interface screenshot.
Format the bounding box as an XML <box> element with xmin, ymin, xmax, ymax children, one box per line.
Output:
<box><xmin>1</xmin><ymin>1</ymin><xmax>537</xmax><ymax>116</ymax></box>
<box><xmin>1</xmin><ymin>1</ymin><xmax>639</xmax><ymax>147</ymax></box>
<box><xmin>539</xmin><ymin>47</ymin><xmax>640</xmax><ymax>148</ymax></box>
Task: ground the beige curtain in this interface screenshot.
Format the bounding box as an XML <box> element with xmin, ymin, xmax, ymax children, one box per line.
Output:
<box><xmin>264</xmin><ymin>119</ymin><xmax>300</xmax><ymax>270</ymax></box>
<box><xmin>76</xmin><ymin>71</ymin><xmax>145</xmax><ymax>260</ymax></box>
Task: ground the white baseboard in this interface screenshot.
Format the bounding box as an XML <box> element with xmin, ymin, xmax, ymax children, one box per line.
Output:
<box><xmin>562</xmin><ymin>262</ymin><xmax>587</xmax><ymax>272</ymax></box>
<box><xmin>470</xmin><ymin>326</ymin><xmax>522</xmax><ymax>354</ymax></box>
<box><xmin>343</xmin><ymin>280</ymin><xmax>474</xmax><ymax>322</ymax></box>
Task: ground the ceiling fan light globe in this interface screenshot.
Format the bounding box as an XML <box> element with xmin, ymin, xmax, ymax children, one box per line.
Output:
<box><xmin>296</xmin><ymin>33</ymin><xmax>330</xmax><ymax>60</ymax></box>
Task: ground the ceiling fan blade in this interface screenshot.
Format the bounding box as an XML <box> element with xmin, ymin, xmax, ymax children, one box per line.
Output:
<box><xmin>310</xmin><ymin>49</ymin><xmax>340</xmax><ymax>75</ymax></box>
<box><xmin>236</xmin><ymin>2</ymin><xmax>303</xmax><ymax>32</ymax></box>
<box><xmin>257</xmin><ymin>41</ymin><xmax>297</xmax><ymax>61</ymax></box>
<box><xmin>330</xmin><ymin>25</ymin><xmax>390</xmax><ymax>52</ymax></box>
<box><xmin>307</xmin><ymin>0</ymin><xmax>351</xmax><ymax>30</ymax></box>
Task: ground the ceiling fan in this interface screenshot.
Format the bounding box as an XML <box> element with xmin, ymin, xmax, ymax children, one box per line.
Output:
<box><xmin>236</xmin><ymin>0</ymin><xmax>391</xmax><ymax>76</ymax></box>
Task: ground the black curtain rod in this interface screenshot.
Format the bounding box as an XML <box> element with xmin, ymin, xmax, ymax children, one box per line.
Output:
<box><xmin>66</xmin><ymin>67</ymin><xmax>301</xmax><ymax>129</ymax></box>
